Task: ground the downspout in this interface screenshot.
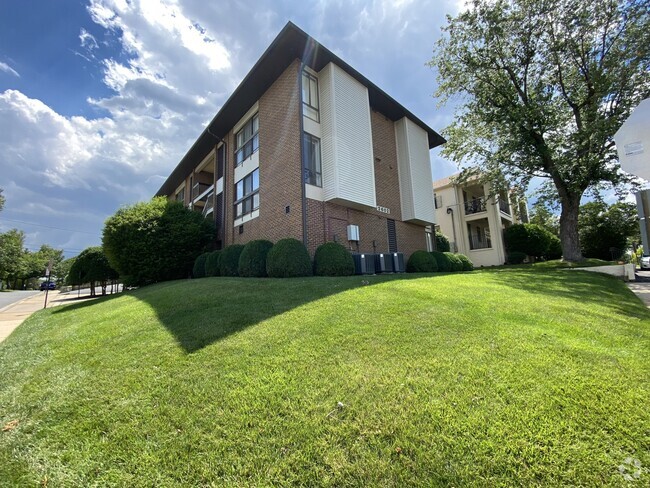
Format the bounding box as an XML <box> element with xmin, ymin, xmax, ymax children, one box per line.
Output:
<box><xmin>207</xmin><ymin>127</ymin><xmax>226</xmax><ymax>249</ymax></box>
<box><xmin>298</xmin><ymin>62</ymin><xmax>308</xmax><ymax>247</ymax></box>
<box><xmin>446</xmin><ymin>207</ymin><xmax>457</xmax><ymax>253</ymax></box>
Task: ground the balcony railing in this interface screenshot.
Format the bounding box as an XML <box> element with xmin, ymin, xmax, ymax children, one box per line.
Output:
<box><xmin>192</xmin><ymin>182</ymin><xmax>212</xmax><ymax>200</ymax></box>
<box><xmin>464</xmin><ymin>197</ymin><xmax>487</xmax><ymax>215</ymax></box>
<box><xmin>499</xmin><ymin>199</ymin><xmax>510</xmax><ymax>215</ymax></box>
<box><xmin>468</xmin><ymin>234</ymin><xmax>492</xmax><ymax>250</ymax></box>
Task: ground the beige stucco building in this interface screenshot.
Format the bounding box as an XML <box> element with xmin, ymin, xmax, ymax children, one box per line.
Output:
<box><xmin>433</xmin><ymin>175</ymin><xmax>528</xmax><ymax>267</ymax></box>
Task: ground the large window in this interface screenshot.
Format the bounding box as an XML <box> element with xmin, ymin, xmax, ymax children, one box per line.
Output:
<box><xmin>302</xmin><ymin>71</ymin><xmax>319</xmax><ymax>122</ymax></box>
<box><xmin>235</xmin><ymin>114</ymin><xmax>259</xmax><ymax>166</ymax></box>
<box><xmin>235</xmin><ymin>168</ymin><xmax>259</xmax><ymax>218</ymax></box>
<box><xmin>303</xmin><ymin>133</ymin><xmax>322</xmax><ymax>187</ymax></box>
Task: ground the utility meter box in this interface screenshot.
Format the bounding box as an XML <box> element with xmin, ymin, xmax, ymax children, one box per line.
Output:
<box><xmin>347</xmin><ymin>224</ymin><xmax>360</xmax><ymax>242</ymax></box>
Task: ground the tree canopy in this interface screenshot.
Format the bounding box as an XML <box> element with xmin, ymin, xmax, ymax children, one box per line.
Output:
<box><xmin>579</xmin><ymin>201</ymin><xmax>639</xmax><ymax>260</ymax></box>
<box><xmin>431</xmin><ymin>0</ymin><xmax>649</xmax><ymax>261</ymax></box>
<box><xmin>68</xmin><ymin>247</ymin><xmax>118</xmax><ymax>296</ymax></box>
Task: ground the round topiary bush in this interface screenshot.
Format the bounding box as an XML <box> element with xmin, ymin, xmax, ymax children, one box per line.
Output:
<box><xmin>456</xmin><ymin>253</ymin><xmax>474</xmax><ymax>271</ymax></box>
<box><xmin>406</xmin><ymin>250</ymin><xmax>439</xmax><ymax>273</ymax></box>
<box><xmin>545</xmin><ymin>235</ymin><xmax>562</xmax><ymax>260</ymax></box>
<box><xmin>313</xmin><ymin>242</ymin><xmax>355</xmax><ymax>276</ymax></box>
<box><xmin>444</xmin><ymin>252</ymin><xmax>464</xmax><ymax>272</ymax></box>
<box><xmin>430</xmin><ymin>250</ymin><xmax>452</xmax><ymax>272</ymax></box>
<box><xmin>435</xmin><ymin>231</ymin><xmax>451</xmax><ymax>253</ymax></box>
<box><xmin>266</xmin><ymin>238</ymin><xmax>312</xmax><ymax>278</ymax></box>
<box><xmin>238</xmin><ymin>240</ymin><xmax>274</xmax><ymax>277</ymax></box>
<box><xmin>220</xmin><ymin>245</ymin><xmax>245</xmax><ymax>277</ymax></box>
<box><xmin>507</xmin><ymin>251</ymin><xmax>527</xmax><ymax>264</ymax></box>
<box><xmin>193</xmin><ymin>252</ymin><xmax>210</xmax><ymax>279</ymax></box>
<box><xmin>205</xmin><ymin>250</ymin><xmax>222</xmax><ymax>277</ymax></box>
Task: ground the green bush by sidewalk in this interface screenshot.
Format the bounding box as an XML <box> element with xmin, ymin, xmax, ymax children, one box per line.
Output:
<box><xmin>220</xmin><ymin>245</ymin><xmax>245</xmax><ymax>277</ymax></box>
<box><xmin>205</xmin><ymin>250</ymin><xmax>222</xmax><ymax>277</ymax></box>
<box><xmin>444</xmin><ymin>252</ymin><xmax>464</xmax><ymax>272</ymax></box>
<box><xmin>313</xmin><ymin>242</ymin><xmax>355</xmax><ymax>276</ymax></box>
<box><xmin>193</xmin><ymin>252</ymin><xmax>210</xmax><ymax>279</ymax></box>
<box><xmin>238</xmin><ymin>240</ymin><xmax>274</xmax><ymax>277</ymax></box>
<box><xmin>456</xmin><ymin>254</ymin><xmax>474</xmax><ymax>271</ymax></box>
<box><xmin>407</xmin><ymin>250</ymin><xmax>439</xmax><ymax>273</ymax></box>
<box><xmin>430</xmin><ymin>251</ymin><xmax>452</xmax><ymax>272</ymax></box>
<box><xmin>266</xmin><ymin>238</ymin><xmax>312</xmax><ymax>278</ymax></box>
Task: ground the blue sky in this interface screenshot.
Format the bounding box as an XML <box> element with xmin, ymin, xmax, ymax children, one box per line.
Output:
<box><xmin>0</xmin><ymin>0</ymin><xmax>464</xmax><ymax>257</ymax></box>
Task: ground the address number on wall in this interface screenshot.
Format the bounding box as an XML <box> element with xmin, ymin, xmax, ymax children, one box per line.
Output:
<box><xmin>376</xmin><ymin>205</ymin><xmax>391</xmax><ymax>214</ymax></box>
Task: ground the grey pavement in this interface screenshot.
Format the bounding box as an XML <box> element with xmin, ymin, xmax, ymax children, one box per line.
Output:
<box><xmin>627</xmin><ymin>270</ymin><xmax>650</xmax><ymax>308</ymax></box>
<box><xmin>0</xmin><ymin>290</ymin><xmax>40</xmax><ymax>310</ymax></box>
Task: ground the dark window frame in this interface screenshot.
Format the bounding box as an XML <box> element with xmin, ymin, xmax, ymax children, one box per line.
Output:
<box><xmin>234</xmin><ymin>168</ymin><xmax>260</xmax><ymax>218</ymax></box>
<box><xmin>301</xmin><ymin>71</ymin><xmax>319</xmax><ymax>122</ymax></box>
<box><xmin>303</xmin><ymin>133</ymin><xmax>322</xmax><ymax>187</ymax></box>
<box><xmin>235</xmin><ymin>113</ymin><xmax>259</xmax><ymax>167</ymax></box>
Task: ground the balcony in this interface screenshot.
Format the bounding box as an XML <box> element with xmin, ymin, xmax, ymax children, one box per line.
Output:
<box><xmin>192</xmin><ymin>182</ymin><xmax>212</xmax><ymax>200</ymax></box>
<box><xmin>499</xmin><ymin>199</ymin><xmax>510</xmax><ymax>215</ymax></box>
<box><xmin>468</xmin><ymin>234</ymin><xmax>492</xmax><ymax>250</ymax></box>
<box><xmin>464</xmin><ymin>197</ymin><xmax>487</xmax><ymax>215</ymax></box>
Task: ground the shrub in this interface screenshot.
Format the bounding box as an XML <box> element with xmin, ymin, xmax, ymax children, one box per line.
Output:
<box><xmin>220</xmin><ymin>245</ymin><xmax>245</xmax><ymax>277</ymax></box>
<box><xmin>238</xmin><ymin>240</ymin><xmax>274</xmax><ymax>277</ymax></box>
<box><xmin>102</xmin><ymin>197</ymin><xmax>215</xmax><ymax>286</ymax></box>
<box><xmin>205</xmin><ymin>250</ymin><xmax>222</xmax><ymax>277</ymax></box>
<box><xmin>266</xmin><ymin>238</ymin><xmax>313</xmax><ymax>278</ymax></box>
<box><xmin>406</xmin><ymin>250</ymin><xmax>439</xmax><ymax>273</ymax></box>
<box><xmin>313</xmin><ymin>242</ymin><xmax>355</xmax><ymax>276</ymax></box>
<box><xmin>435</xmin><ymin>231</ymin><xmax>451</xmax><ymax>253</ymax></box>
<box><xmin>504</xmin><ymin>223</ymin><xmax>552</xmax><ymax>260</ymax></box>
<box><xmin>430</xmin><ymin>250</ymin><xmax>452</xmax><ymax>272</ymax></box>
<box><xmin>545</xmin><ymin>235</ymin><xmax>562</xmax><ymax>260</ymax></box>
<box><xmin>193</xmin><ymin>252</ymin><xmax>210</xmax><ymax>278</ymax></box>
<box><xmin>444</xmin><ymin>252</ymin><xmax>464</xmax><ymax>272</ymax></box>
<box><xmin>507</xmin><ymin>251</ymin><xmax>527</xmax><ymax>264</ymax></box>
<box><xmin>456</xmin><ymin>254</ymin><xmax>474</xmax><ymax>271</ymax></box>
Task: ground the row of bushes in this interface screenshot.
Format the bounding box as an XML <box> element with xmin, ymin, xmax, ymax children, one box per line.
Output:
<box><xmin>193</xmin><ymin>239</ymin><xmax>355</xmax><ymax>279</ymax></box>
<box><xmin>504</xmin><ymin>223</ymin><xmax>562</xmax><ymax>264</ymax></box>
<box><xmin>406</xmin><ymin>250</ymin><xmax>474</xmax><ymax>273</ymax></box>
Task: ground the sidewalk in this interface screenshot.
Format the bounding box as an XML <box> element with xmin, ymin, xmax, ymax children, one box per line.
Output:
<box><xmin>0</xmin><ymin>290</ymin><xmax>102</xmax><ymax>343</ymax></box>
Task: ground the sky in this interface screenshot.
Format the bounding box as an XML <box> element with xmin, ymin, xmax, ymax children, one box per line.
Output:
<box><xmin>0</xmin><ymin>0</ymin><xmax>465</xmax><ymax>257</ymax></box>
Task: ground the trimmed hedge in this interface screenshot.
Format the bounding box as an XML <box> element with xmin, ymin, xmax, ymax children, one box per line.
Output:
<box><xmin>220</xmin><ymin>245</ymin><xmax>245</xmax><ymax>277</ymax></box>
<box><xmin>435</xmin><ymin>231</ymin><xmax>451</xmax><ymax>253</ymax></box>
<box><xmin>238</xmin><ymin>240</ymin><xmax>274</xmax><ymax>277</ymax></box>
<box><xmin>430</xmin><ymin>251</ymin><xmax>452</xmax><ymax>272</ymax></box>
<box><xmin>507</xmin><ymin>251</ymin><xmax>527</xmax><ymax>264</ymax></box>
<box><xmin>444</xmin><ymin>252</ymin><xmax>464</xmax><ymax>272</ymax></box>
<box><xmin>205</xmin><ymin>250</ymin><xmax>222</xmax><ymax>277</ymax></box>
<box><xmin>313</xmin><ymin>242</ymin><xmax>355</xmax><ymax>276</ymax></box>
<box><xmin>193</xmin><ymin>252</ymin><xmax>210</xmax><ymax>279</ymax></box>
<box><xmin>266</xmin><ymin>238</ymin><xmax>313</xmax><ymax>278</ymax></box>
<box><xmin>456</xmin><ymin>253</ymin><xmax>474</xmax><ymax>271</ymax></box>
<box><xmin>545</xmin><ymin>235</ymin><xmax>563</xmax><ymax>260</ymax></box>
<box><xmin>406</xmin><ymin>250</ymin><xmax>439</xmax><ymax>273</ymax></box>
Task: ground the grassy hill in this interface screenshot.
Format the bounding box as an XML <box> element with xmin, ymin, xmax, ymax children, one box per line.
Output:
<box><xmin>1</xmin><ymin>269</ymin><xmax>649</xmax><ymax>486</ymax></box>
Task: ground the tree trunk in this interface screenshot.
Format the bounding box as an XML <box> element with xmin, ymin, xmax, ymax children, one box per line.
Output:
<box><xmin>559</xmin><ymin>191</ymin><xmax>583</xmax><ymax>262</ymax></box>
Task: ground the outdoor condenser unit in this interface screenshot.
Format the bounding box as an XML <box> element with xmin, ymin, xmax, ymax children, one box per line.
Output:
<box><xmin>375</xmin><ymin>253</ymin><xmax>395</xmax><ymax>273</ymax></box>
<box><xmin>352</xmin><ymin>253</ymin><xmax>376</xmax><ymax>275</ymax></box>
<box><xmin>392</xmin><ymin>253</ymin><xmax>405</xmax><ymax>273</ymax></box>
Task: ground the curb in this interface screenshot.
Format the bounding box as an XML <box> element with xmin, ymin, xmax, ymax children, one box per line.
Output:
<box><xmin>0</xmin><ymin>292</ymin><xmax>44</xmax><ymax>314</ymax></box>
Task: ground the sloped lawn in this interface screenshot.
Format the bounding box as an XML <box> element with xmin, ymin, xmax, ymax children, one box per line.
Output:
<box><xmin>1</xmin><ymin>269</ymin><xmax>648</xmax><ymax>486</ymax></box>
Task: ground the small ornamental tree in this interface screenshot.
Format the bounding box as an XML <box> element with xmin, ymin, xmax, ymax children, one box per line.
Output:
<box><xmin>68</xmin><ymin>247</ymin><xmax>118</xmax><ymax>296</ymax></box>
<box><xmin>313</xmin><ymin>242</ymin><xmax>355</xmax><ymax>276</ymax></box>
<box><xmin>435</xmin><ymin>231</ymin><xmax>451</xmax><ymax>252</ymax></box>
<box><xmin>205</xmin><ymin>250</ymin><xmax>222</xmax><ymax>277</ymax></box>
<box><xmin>193</xmin><ymin>252</ymin><xmax>210</xmax><ymax>279</ymax></box>
<box><xmin>406</xmin><ymin>251</ymin><xmax>438</xmax><ymax>273</ymax></box>
<box><xmin>220</xmin><ymin>245</ymin><xmax>245</xmax><ymax>277</ymax></box>
<box><xmin>266</xmin><ymin>238</ymin><xmax>312</xmax><ymax>278</ymax></box>
<box><xmin>103</xmin><ymin>198</ymin><xmax>215</xmax><ymax>286</ymax></box>
<box><xmin>238</xmin><ymin>240</ymin><xmax>274</xmax><ymax>277</ymax></box>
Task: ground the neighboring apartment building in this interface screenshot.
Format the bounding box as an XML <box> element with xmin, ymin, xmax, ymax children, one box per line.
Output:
<box><xmin>155</xmin><ymin>22</ymin><xmax>445</xmax><ymax>259</ymax></box>
<box><xmin>433</xmin><ymin>174</ymin><xmax>528</xmax><ymax>267</ymax></box>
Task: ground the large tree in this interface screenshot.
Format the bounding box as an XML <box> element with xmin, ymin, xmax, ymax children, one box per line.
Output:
<box><xmin>431</xmin><ymin>0</ymin><xmax>649</xmax><ymax>261</ymax></box>
<box><xmin>0</xmin><ymin>229</ymin><xmax>26</xmax><ymax>289</ymax></box>
<box><xmin>579</xmin><ymin>201</ymin><xmax>639</xmax><ymax>260</ymax></box>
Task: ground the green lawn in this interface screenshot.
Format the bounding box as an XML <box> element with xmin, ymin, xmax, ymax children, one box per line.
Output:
<box><xmin>1</xmin><ymin>269</ymin><xmax>649</xmax><ymax>486</ymax></box>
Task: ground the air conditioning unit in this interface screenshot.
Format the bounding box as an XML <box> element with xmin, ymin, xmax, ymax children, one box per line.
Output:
<box><xmin>392</xmin><ymin>253</ymin><xmax>405</xmax><ymax>273</ymax></box>
<box><xmin>352</xmin><ymin>253</ymin><xmax>376</xmax><ymax>275</ymax></box>
<box><xmin>375</xmin><ymin>253</ymin><xmax>395</xmax><ymax>273</ymax></box>
<box><xmin>347</xmin><ymin>224</ymin><xmax>360</xmax><ymax>241</ymax></box>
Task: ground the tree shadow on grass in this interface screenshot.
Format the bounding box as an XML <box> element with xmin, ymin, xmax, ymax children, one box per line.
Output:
<box><xmin>481</xmin><ymin>267</ymin><xmax>650</xmax><ymax>320</ymax></box>
<box><xmin>51</xmin><ymin>274</ymin><xmax>416</xmax><ymax>353</ymax></box>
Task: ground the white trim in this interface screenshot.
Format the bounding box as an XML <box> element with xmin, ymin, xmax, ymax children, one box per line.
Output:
<box><xmin>234</xmin><ymin>151</ymin><xmax>259</xmax><ymax>182</ymax></box>
<box><xmin>305</xmin><ymin>184</ymin><xmax>324</xmax><ymax>201</ymax></box>
<box><xmin>216</xmin><ymin>177</ymin><xmax>223</xmax><ymax>195</ymax></box>
<box><xmin>233</xmin><ymin>102</ymin><xmax>259</xmax><ymax>134</ymax></box>
<box><xmin>233</xmin><ymin>209</ymin><xmax>260</xmax><ymax>227</ymax></box>
<box><xmin>195</xmin><ymin>149</ymin><xmax>215</xmax><ymax>174</ymax></box>
<box><xmin>303</xmin><ymin>117</ymin><xmax>321</xmax><ymax>137</ymax></box>
<box><xmin>174</xmin><ymin>181</ymin><xmax>185</xmax><ymax>194</ymax></box>
<box><xmin>193</xmin><ymin>184</ymin><xmax>214</xmax><ymax>204</ymax></box>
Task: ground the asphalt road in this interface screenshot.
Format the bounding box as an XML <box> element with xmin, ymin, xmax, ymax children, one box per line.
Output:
<box><xmin>0</xmin><ymin>290</ymin><xmax>41</xmax><ymax>310</ymax></box>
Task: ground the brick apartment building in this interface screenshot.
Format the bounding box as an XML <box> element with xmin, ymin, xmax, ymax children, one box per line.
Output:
<box><xmin>156</xmin><ymin>22</ymin><xmax>445</xmax><ymax>259</ymax></box>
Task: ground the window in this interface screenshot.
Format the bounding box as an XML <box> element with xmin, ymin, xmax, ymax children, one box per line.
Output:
<box><xmin>434</xmin><ymin>194</ymin><xmax>442</xmax><ymax>209</ymax></box>
<box><xmin>302</xmin><ymin>71</ymin><xmax>319</xmax><ymax>121</ymax></box>
<box><xmin>175</xmin><ymin>187</ymin><xmax>185</xmax><ymax>203</ymax></box>
<box><xmin>235</xmin><ymin>114</ymin><xmax>259</xmax><ymax>166</ymax></box>
<box><xmin>303</xmin><ymin>133</ymin><xmax>322</xmax><ymax>187</ymax></box>
<box><xmin>234</xmin><ymin>168</ymin><xmax>259</xmax><ymax>218</ymax></box>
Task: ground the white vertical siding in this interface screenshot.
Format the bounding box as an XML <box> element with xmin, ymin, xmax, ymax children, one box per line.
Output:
<box><xmin>319</xmin><ymin>62</ymin><xmax>376</xmax><ymax>209</ymax></box>
<box><xmin>395</xmin><ymin>117</ymin><xmax>436</xmax><ymax>224</ymax></box>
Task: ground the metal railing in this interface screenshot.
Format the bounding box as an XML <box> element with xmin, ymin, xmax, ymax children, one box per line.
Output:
<box><xmin>499</xmin><ymin>199</ymin><xmax>511</xmax><ymax>215</ymax></box>
<box><xmin>468</xmin><ymin>234</ymin><xmax>492</xmax><ymax>250</ymax></box>
<box><xmin>464</xmin><ymin>197</ymin><xmax>487</xmax><ymax>215</ymax></box>
<box><xmin>192</xmin><ymin>182</ymin><xmax>212</xmax><ymax>200</ymax></box>
<box><xmin>202</xmin><ymin>192</ymin><xmax>215</xmax><ymax>218</ymax></box>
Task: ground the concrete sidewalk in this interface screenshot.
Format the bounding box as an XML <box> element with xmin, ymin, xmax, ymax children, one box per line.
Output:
<box><xmin>626</xmin><ymin>270</ymin><xmax>650</xmax><ymax>308</ymax></box>
<box><xmin>0</xmin><ymin>290</ymin><xmax>106</xmax><ymax>343</ymax></box>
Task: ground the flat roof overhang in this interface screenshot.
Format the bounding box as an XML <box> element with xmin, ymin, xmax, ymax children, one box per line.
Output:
<box><xmin>156</xmin><ymin>21</ymin><xmax>445</xmax><ymax>197</ymax></box>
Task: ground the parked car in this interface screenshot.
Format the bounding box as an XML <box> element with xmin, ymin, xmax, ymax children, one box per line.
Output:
<box><xmin>641</xmin><ymin>255</ymin><xmax>650</xmax><ymax>270</ymax></box>
<box><xmin>40</xmin><ymin>281</ymin><xmax>56</xmax><ymax>291</ymax></box>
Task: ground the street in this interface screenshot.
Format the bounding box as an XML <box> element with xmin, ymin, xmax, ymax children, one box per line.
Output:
<box><xmin>0</xmin><ymin>290</ymin><xmax>40</xmax><ymax>310</ymax></box>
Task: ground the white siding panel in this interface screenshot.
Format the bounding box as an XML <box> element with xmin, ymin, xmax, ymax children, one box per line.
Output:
<box><xmin>395</xmin><ymin>117</ymin><xmax>436</xmax><ymax>224</ymax></box>
<box><xmin>319</xmin><ymin>62</ymin><xmax>376</xmax><ymax>208</ymax></box>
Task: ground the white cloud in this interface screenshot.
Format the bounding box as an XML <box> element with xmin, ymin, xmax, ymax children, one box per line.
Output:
<box><xmin>0</xmin><ymin>61</ymin><xmax>20</xmax><ymax>78</ymax></box>
<box><xmin>79</xmin><ymin>28</ymin><xmax>99</xmax><ymax>50</ymax></box>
